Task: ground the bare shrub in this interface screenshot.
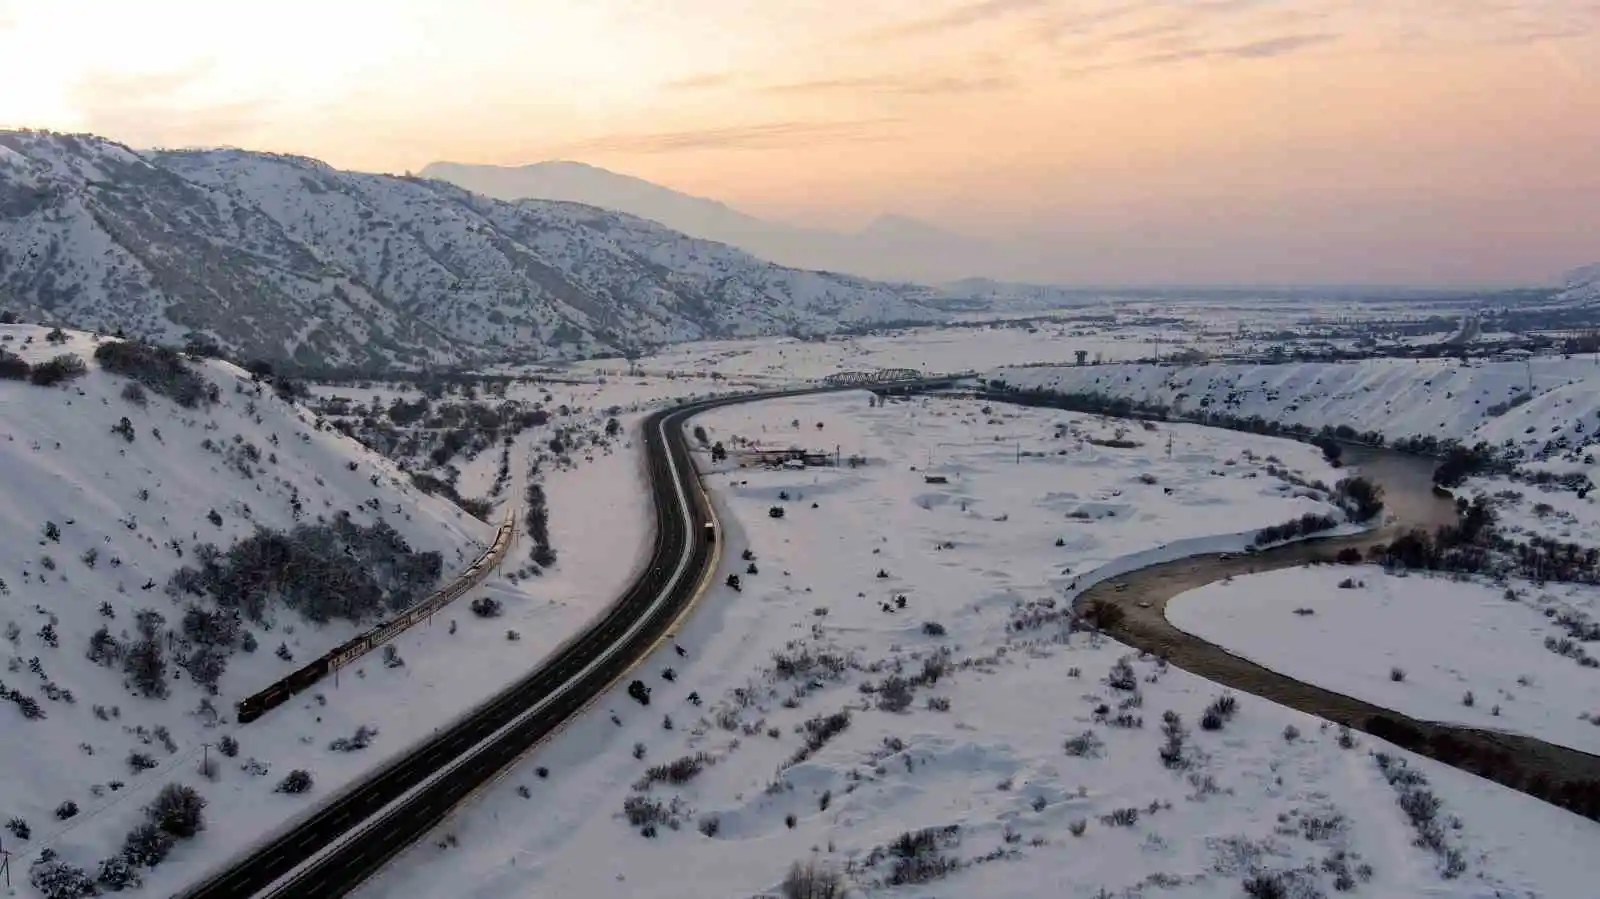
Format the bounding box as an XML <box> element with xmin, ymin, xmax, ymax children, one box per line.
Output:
<box><xmin>1107</xmin><ymin>656</ymin><xmax>1138</xmax><ymax>691</ymax></box>
<box><xmin>633</xmin><ymin>753</ymin><xmax>712</xmax><ymax>791</ymax></box>
<box><xmin>329</xmin><ymin>725</ymin><xmax>378</xmax><ymax>752</ymax></box>
<box><xmin>877</xmin><ymin>675</ymin><xmax>913</xmax><ymax>713</ymax></box>
<box><xmin>1159</xmin><ymin>711</ymin><xmax>1190</xmax><ymax>770</ymax></box>
<box><xmin>788</xmin><ymin>710</ymin><xmax>851</xmax><ymax>767</ymax></box>
<box><xmin>886</xmin><ymin>826</ymin><xmax>962</xmax><ymax>886</ymax></box>
<box><xmin>1201</xmin><ymin>694</ymin><xmax>1238</xmax><ymax>731</ymax></box>
<box><xmin>781</xmin><ymin>859</ymin><xmax>848</xmax><ymax>899</ymax></box>
<box><xmin>1100</xmin><ymin>807</ymin><xmax>1139</xmax><ymax>827</ymax></box>
<box><xmin>1064</xmin><ymin>730</ymin><xmax>1105</xmax><ymax>758</ymax></box>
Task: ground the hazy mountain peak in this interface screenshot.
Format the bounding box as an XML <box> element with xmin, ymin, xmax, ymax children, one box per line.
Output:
<box><xmin>422</xmin><ymin>160</ymin><xmax>1011</xmax><ymax>284</ymax></box>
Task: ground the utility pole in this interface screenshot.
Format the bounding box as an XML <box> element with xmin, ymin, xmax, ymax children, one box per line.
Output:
<box><xmin>1</xmin><ymin>835</ymin><xmax>10</xmax><ymax>888</ymax></box>
<box><xmin>1167</xmin><ymin>431</ymin><xmax>1173</xmax><ymax>458</ymax></box>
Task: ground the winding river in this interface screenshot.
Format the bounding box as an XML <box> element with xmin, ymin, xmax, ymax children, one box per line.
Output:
<box><xmin>990</xmin><ymin>402</ymin><xmax>1600</xmax><ymax>817</ymax></box>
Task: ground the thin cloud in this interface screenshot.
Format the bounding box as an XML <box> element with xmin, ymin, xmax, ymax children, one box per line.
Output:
<box><xmin>871</xmin><ymin>0</ymin><xmax>1054</xmax><ymax>40</ymax></box>
<box><xmin>665</xmin><ymin>72</ymin><xmax>737</xmax><ymax>90</ymax></box>
<box><xmin>68</xmin><ymin>62</ymin><xmax>274</xmax><ymax>148</ymax></box>
<box><xmin>540</xmin><ymin>119</ymin><xmax>903</xmax><ymax>155</ymax></box>
<box><xmin>759</xmin><ymin>73</ymin><xmax>1013</xmax><ymax>97</ymax></box>
<box><xmin>1227</xmin><ymin>33</ymin><xmax>1337</xmax><ymax>58</ymax></box>
<box><xmin>1062</xmin><ymin>31</ymin><xmax>1337</xmax><ymax>77</ymax></box>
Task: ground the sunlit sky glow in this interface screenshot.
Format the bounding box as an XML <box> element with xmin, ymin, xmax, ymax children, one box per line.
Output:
<box><xmin>2</xmin><ymin>0</ymin><xmax>1598</xmax><ymax>285</ymax></box>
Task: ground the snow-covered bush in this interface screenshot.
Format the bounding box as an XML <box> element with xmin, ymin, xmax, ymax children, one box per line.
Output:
<box><xmin>29</xmin><ymin>353</ymin><xmax>87</xmax><ymax>387</ymax></box>
<box><xmin>146</xmin><ymin>782</ymin><xmax>207</xmax><ymax>838</ymax></box>
<box><xmin>276</xmin><ymin>769</ymin><xmax>314</xmax><ymax>794</ymax></box>
<box><xmin>119</xmin><ymin>821</ymin><xmax>175</xmax><ymax>867</ymax></box>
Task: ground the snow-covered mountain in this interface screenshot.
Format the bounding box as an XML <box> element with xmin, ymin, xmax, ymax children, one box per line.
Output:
<box><xmin>420</xmin><ymin>160</ymin><xmax>1012</xmax><ymax>285</ymax></box>
<box><xmin>1558</xmin><ymin>263</ymin><xmax>1600</xmax><ymax>304</ymax></box>
<box><xmin>0</xmin><ymin>132</ymin><xmax>944</xmax><ymax>371</ymax></box>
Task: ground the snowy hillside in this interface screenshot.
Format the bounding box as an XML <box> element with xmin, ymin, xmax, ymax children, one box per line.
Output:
<box><xmin>0</xmin><ymin>324</ymin><xmax>530</xmax><ymax>894</ymax></box>
<box><xmin>994</xmin><ymin>357</ymin><xmax>1600</xmax><ymax>469</ymax></box>
<box><xmin>0</xmin><ymin>131</ymin><xmax>943</xmax><ymax>371</ymax></box>
<box><xmin>1558</xmin><ymin>263</ymin><xmax>1600</xmax><ymax>304</ymax></box>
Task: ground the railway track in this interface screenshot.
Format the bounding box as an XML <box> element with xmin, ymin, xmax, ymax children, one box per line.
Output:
<box><xmin>179</xmin><ymin>380</ymin><xmax>951</xmax><ymax>899</ymax></box>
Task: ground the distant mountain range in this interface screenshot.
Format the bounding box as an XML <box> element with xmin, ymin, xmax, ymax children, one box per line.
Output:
<box><xmin>420</xmin><ymin>160</ymin><xmax>1016</xmax><ymax>285</ymax></box>
<box><xmin>0</xmin><ymin>132</ymin><xmax>949</xmax><ymax>370</ymax></box>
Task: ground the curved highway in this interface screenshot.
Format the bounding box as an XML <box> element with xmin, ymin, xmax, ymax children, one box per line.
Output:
<box><xmin>177</xmin><ymin>382</ymin><xmax>880</xmax><ymax>899</ymax></box>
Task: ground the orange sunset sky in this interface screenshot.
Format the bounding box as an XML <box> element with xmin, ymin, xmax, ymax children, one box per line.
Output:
<box><xmin>2</xmin><ymin>0</ymin><xmax>1597</xmax><ymax>285</ymax></box>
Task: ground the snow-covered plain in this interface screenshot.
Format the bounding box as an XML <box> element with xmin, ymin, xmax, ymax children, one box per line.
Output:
<box><xmin>571</xmin><ymin>324</ymin><xmax>1227</xmax><ymax>384</ymax></box>
<box><xmin>0</xmin><ymin>326</ymin><xmax>681</xmax><ymax>895</ymax></box>
<box><xmin>1168</xmin><ymin>566</ymin><xmax>1600</xmax><ymax>756</ymax></box>
<box><xmin>351</xmin><ymin>391</ymin><xmax>1592</xmax><ymax>899</ymax></box>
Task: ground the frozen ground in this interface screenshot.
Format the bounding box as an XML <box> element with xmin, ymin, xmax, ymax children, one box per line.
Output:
<box><xmin>0</xmin><ymin>326</ymin><xmax>677</xmax><ymax>896</ymax></box>
<box><xmin>353</xmin><ymin>392</ymin><xmax>1591</xmax><ymax>899</ymax></box>
<box><xmin>1167</xmin><ymin>566</ymin><xmax>1600</xmax><ymax>756</ymax></box>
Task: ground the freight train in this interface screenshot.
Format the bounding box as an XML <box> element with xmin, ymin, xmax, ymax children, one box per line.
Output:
<box><xmin>236</xmin><ymin>515</ymin><xmax>516</xmax><ymax>724</ymax></box>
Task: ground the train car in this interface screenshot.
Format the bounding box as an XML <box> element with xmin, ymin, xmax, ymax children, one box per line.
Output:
<box><xmin>237</xmin><ymin>519</ymin><xmax>519</xmax><ymax>725</ymax></box>
<box><xmin>286</xmin><ymin>658</ymin><xmax>329</xmax><ymax>693</ymax></box>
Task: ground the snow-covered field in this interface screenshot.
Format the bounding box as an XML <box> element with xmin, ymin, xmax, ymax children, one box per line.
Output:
<box><xmin>1167</xmin><ymin>566</ymin><xmax>1600</xmax><ymax>756</ymax></box>
<box><xmin>350</xmin><ymin>391</ymin><xmax>1592</xmax><ymax>899</ymax></box>
<box><xmin>996</xmin><ymin>357</ymin><xmax>1600</xmax><ymax>472</ymax></box>
<box><xmin>0</xmin><ymin>326</ymin><xmax>675</xmax><ymax>895</ymax></box>
<box><xmin>570</xmin><ymin>324</ymin><xmax>1224</xmax><ymax>384</ymax></box>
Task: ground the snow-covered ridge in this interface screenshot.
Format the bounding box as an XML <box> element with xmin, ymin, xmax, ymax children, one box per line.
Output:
<box><xmin>992</xmin><ymin>356</ymin><xmax>1600</xmax><ymax>472</ymax></box>
<box><xmin>0</xmin><ymin>131</ymin><xmax>944</xmax><ymax>372</ymax></box>
<box><xmin>1560</xmin><ymin>263</ymin><xmax>1600</xmax><ymax>304</ymax></box>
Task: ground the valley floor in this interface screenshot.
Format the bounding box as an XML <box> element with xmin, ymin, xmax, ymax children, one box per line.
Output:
<box><xmin>351</xmin><ymin>392</ymin><xmax>1593</xmax><ymax>899</ymax></box>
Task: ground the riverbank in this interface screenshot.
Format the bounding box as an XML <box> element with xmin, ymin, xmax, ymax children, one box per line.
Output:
<box><xmin>1074</xmin><ymin>441</ymin><xmax>1600</xmax><ymax>822</ymax></box>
